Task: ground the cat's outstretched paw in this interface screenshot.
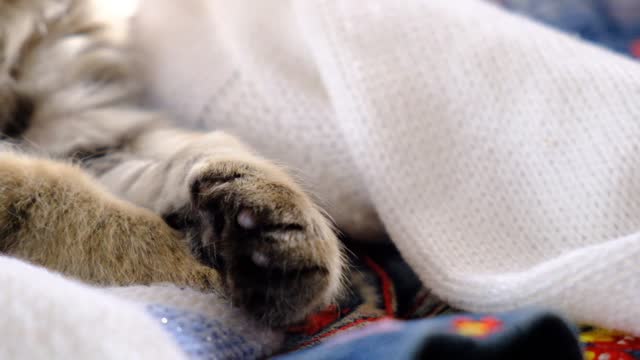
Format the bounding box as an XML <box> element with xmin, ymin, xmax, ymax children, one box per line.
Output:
<box><xmin>185</xmin><ymin>158</ymin><xmax>344</xmax><ymax>327</ymax></box>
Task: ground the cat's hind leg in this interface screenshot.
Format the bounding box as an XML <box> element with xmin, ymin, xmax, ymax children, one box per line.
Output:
<box><xmin>0</xmin><ymin>151</ymin><xmax>221</xmax><ymax>290</ymax></box>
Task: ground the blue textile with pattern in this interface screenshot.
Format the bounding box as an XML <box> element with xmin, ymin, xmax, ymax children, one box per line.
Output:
<box><xmin>273</xmin><ymin>310</ymin><xmax>583</xmax><ymax>360</ymax></box>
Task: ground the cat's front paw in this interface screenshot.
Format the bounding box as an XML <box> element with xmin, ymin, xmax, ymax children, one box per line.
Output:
<box><xmin>187</xmin><ymin>158</ymin><xmax>344</xmax><ymax>326</ymax></box>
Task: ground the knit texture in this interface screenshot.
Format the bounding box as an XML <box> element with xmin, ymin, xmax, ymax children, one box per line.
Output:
<box><xmin>0</xmin><ymin>255</ymin><xmax>282</xmax><ymax>359</ymax></box>
<box><xmin>0</xmin><ymin>256</ymin><xmax>185</xmax><ymax>360</ymax></box>
<box><xmin>133</xmin><ymin>0</ymin><xmax>640</xmax><ymax>334</ymax></box>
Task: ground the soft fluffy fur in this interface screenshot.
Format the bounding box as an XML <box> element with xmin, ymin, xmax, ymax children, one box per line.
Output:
<box><xmin>0</xmin><ymin>0</ymin><xmax>345</xmax><ymax>327</ymax></box>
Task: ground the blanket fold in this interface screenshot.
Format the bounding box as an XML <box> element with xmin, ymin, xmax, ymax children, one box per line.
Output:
<box><xmin>0</xmin><ymin>257</ymin><xmax>185</xmax><ymax>360</ymax></box>
<box><xmin>135</xmin><ymin>0</ymin><xmax>640</xmax><ymax>335</ymax></box>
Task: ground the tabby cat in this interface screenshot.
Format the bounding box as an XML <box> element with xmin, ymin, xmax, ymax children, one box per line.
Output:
<box><xmin>0</xmin><ymin>0</ymin><xmax>345</xmax><ymax>327</ymax></box>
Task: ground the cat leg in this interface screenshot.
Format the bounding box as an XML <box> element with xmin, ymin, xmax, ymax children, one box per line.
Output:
<box><xmin>0</xmin><ymin>151</ymin><xmax>221</xmax><ymax>290</ymax></box>
<box><xmin>83</xmin><ymin>128</ymin><xmax>345</xmax><ymax>326</ymax></box>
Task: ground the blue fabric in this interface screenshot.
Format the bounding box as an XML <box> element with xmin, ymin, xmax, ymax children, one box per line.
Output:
<box><xmin>147</xmin><ymin>304</ymin><xmax>261</xmax><ymax>360</ymax></box>
<box><xmin>491</xmin><ymin>0</ymin><xmax>640</xmax><ymax>57</ymax></box>
<box><xmin>274</xmin><ymin>310</ymin><xmax>583</xmax><ymax>360</ymax></box>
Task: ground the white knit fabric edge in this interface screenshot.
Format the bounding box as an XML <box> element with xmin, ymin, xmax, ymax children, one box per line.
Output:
<box><xmin>0</xmin><ymin>256</ymin><xmax>186</xmax><ymax>360</ymax></box>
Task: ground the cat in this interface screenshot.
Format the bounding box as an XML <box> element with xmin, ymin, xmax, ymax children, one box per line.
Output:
<box><xmin>0</xmin><ymin>0</ymin><xmax>345</xmax><ymax>327</ymax></box>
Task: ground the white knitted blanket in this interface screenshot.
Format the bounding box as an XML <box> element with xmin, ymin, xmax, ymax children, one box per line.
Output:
<box><xmin>0</xmin><ymin>256</ymin><xmax>281</xmax><ymax>359</ymax></box>
<box><xmin>134</xmin><ymin>0</ymin><xmax>640</xmax><ymax>334</ymax></box>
